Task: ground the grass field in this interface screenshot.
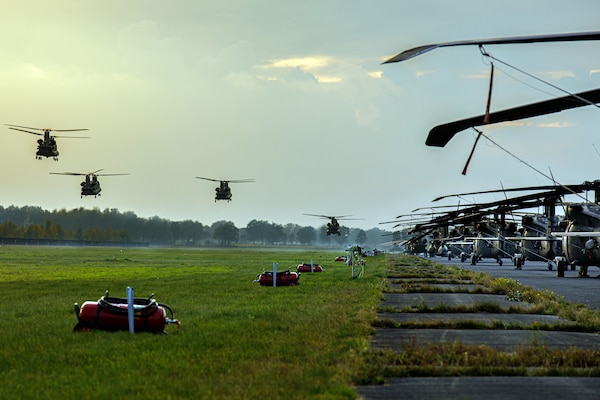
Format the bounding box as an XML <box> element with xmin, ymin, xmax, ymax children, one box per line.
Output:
<box><xmin>0</xmin><ymin>246</ymin><xmax>386</xmax><ymax>400</ymax></box>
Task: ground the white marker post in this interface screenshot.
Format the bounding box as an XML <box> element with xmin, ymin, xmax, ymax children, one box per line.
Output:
<box><xmin>127</xmin><ymin>286</ymin><xmax>135</xmax><ymax>333</ymax></box>
<box><xmin>273</xmin><ymin>262</ymin><xmax>278</xmax><ymax>287</ymax></box>
<box><xmin>310</xmin><ymin>258</ymin><xmax>314</xmax><ymax>273</ymax></box>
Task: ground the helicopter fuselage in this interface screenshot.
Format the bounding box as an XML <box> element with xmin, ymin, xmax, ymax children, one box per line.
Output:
<box><xmin>215</xmin><ymin>185</ymin><xmax>232</xmax><ymax>201</ymax></box>
<box><xmin>561</xmin><ymin>203</ymin><xmax>600</xmax><ymax>275</ymax></box>
<box><xmin>36</xmin><ymin>133</ymin><xmax>59</xmax><ymax>160</ymax></box>
<box><xmin>520</xmin><ymin>215</ymin><xmax>564</xmax><ymax>262</ymax></box>
<box><xmin>80</xmin><ymin>176</ymin><xmax>101</xmax><ymax>198</ymax></box>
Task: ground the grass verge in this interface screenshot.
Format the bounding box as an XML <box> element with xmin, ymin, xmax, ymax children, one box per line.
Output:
<box><xmin>0</xmin><ymin>246</ymin><xmax>387</xmax><ymax>399</ymax></box>
<box><xmin>359</xmin><ymin>254</ymin><xmax>600</xmax><ymax>384</ymax></box>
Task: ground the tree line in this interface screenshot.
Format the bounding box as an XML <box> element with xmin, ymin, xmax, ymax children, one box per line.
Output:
<box><xmin>0</xmin><ymin>205</ymin><xmax>391</xmax><ymax>248</ymax></box>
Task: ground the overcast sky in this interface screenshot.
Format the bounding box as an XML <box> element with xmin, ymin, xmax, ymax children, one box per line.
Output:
<box><xmin>1</xmin><ymin>1</ymin><xmax>599</xmax><ymax>232</ymax></box>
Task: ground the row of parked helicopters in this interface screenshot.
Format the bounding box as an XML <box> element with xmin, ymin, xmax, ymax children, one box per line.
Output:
<box><xmin>395</xmin><ymin>180</ymin><xmax>600</xmax><ymax>277</ymax></box>
<box><xmin>5</xmin><ymin>124</ymin><xmax>354</xmax><ymax>236</ymax></box>
<box><xmin>384</xmin><ymin>30</ymin><xmax>600</xmax><ymax>277</ymax></box>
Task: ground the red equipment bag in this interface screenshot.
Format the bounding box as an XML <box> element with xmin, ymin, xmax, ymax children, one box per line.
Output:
<box><xmin>74</xmin><ymin>292</ymin><xmax>179</xmax><ymax>334</ymax></box>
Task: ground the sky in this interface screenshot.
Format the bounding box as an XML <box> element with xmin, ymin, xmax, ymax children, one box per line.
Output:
<box><xmin>1</xmin><ymin>1</ymin><xmax>599</xmax><ymax>232</ymax></box>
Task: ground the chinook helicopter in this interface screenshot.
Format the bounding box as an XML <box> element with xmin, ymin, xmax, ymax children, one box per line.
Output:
<box><xmin>195</xmin><ymin>177</ymin><xmax>255</xmax><ymax>202</ymax></box>
<box><xmin>6</xmin><ymin>124</ymin><xmax>90</xmax><ymax>161</ymax></box>
<box><xmin>303</xmin><ymin>214</ymin><xmax>362</xmax><ymax>236</ymax></box>
<box><xmin>50</xmin><ymin>170</ymin><xmax>130</xmax><ymax>198</ymax></box>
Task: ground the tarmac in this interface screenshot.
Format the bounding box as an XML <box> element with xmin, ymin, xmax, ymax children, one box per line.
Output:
<box><xmin>354</xmin><ymin>258</ymin><xmax>600</xmax><ymax>400</ymax></box>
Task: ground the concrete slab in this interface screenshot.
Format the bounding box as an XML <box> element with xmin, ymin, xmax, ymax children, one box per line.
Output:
<box><xmin>440</xmin><ymin>259</ymin><xmax>600</xmax><ymax>310</ymax></box>
<box><xmin>378</xmin><ymin>311</ymin><xmax>571</xmax><ymax>326</ymax></box>
<box><xmin>356</xmin><ymin>377</ymin><xmax>600</xmax><ymax>400</ymax></box>
<box><xmin>355</xmin><ymin>261</ymin><xmax>600</xmax><ymax>400</ymax></box>
<box><xmin>371</xmin><ymin>328</ymin><xmax>600</xmax><ymax>351</ymax></box>
<box><xmin>382</xmin><ymin>292</ymin><xmax>534</xmax><ymax>310</ymax></box>
<box><xmin>387</xmin><ymin>282</ymin><xmax>489</xmax><ymax>292</ymax></box>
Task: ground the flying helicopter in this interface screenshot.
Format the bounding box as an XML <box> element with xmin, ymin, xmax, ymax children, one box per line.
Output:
<box><xmin>303</xmin><ymin>214</ymin><xmax>362</xmax><ymax>236</ymax></box>
<box><xmin>6</xmin><ymin>124</ymin><xmax>90</xmax><ymax>161</ymax></box>
<box><xmin>195</xmin><ymin>177</ymin><xmax>255</xmax><ymax>202</ymax></box>
<box><xmin>50</xmin><ymin>170</ymin><xmax>130</xmax><ymax>198</ymax></box>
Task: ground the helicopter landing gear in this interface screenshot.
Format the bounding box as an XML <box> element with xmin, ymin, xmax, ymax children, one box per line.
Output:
<box><xmin>513</xmin><ymin>254</ymin><xmax>523</xmax><ymax>269</ymax></box>
<box><xmin>470</xmin><ymin>253</ymin><xmax>477</xmax><ymax>265</ymax></box>
<box><xmin>514</xmin><ymin>257</ymin><xmax>522</xmax><ymax>270</ymax></box>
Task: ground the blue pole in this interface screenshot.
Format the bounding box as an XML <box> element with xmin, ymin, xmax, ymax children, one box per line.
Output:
<box><xmin>127</xmin><ymin>286</ymin><xmax>134</xmax><ymax>333</ymax></box>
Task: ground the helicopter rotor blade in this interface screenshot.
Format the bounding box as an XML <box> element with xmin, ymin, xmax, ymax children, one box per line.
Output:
<box><xmin>5</xmin><ymin>124</ymin><xmax>46</xmax><ymax>131</ymax></box>
<box><xmin>227</xmin><ymin>179</ymin><xmax>256</xmax><ymax>183</ymax></box>
<box><xmin>49</xmin><ymin>172</ymin><xmax>87</xmax><ymax>176</ymax></box>
<box><xmin>432</xmin><ymin>181</ymin><xmax>599</xmax><ymax>202</ymax></box>
<box><xmin>426</xmin><ymin>87</ymin><xmax>600</xmax><ymax>147</ymax></box>
<box><xmin>303</xmin><ymin>213</ymin><xmax>332</xmax><ymax>219</ymax></box>
<box><xmin>196</xmin><ymin>177</ymin><xmax>221</xmax><ymax>182</ymax></box>
<box><xmin>52</xmin><ymin>135</ymin><xmax>91</xmax><ymax>139</ymax></box>
<box><xmin>95</xmin><ymin>173</ymin><xmax>131</xmax><ymax>177</ymax></box>
<box><xmin>383</xmin><ymin>31</ymin><xmax>600</xmax><ymax>64</ymax></box>
<box><xmin>7</xmin><ymin>127</ymin><xmax>43</xmax><ymax>136</ymax></box>
<box><xmin>50</xmin><ymin>169</ymin><xmax>129</xmax><ymax>177</ymax></box>
<box><xmin>432</xmin><ymin>185</ymin><xmax>562</xmax><ymax>202</ymax></box>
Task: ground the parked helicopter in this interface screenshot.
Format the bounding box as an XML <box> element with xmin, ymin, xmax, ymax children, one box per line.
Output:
<box><xmin>6</xmin><ymin>124</ymin><xmax>90</xmax><ymax>161</ymax></box>
<box><xmin>405</xmin><ymin>186</ymin><xmax>577</xmax><ymax>266</ymax></box>
<box><xmin>432</xmin><ymin>181</ymin><xmax>600</xmax><ymax>275</ymax></box>
<box><xmin>50</xmin><ymin>170</ymin><xmax>130</xmax><ymax>198</ymax></box>
<box><xmin>195</xmin><ymin>177</ymin><xmax>255</xmax><ymax>202</ymax></box>
<box><xmin>303</xmin><ymin>214</ymin><xmax>362</xmax><ymax>236</ymax></box>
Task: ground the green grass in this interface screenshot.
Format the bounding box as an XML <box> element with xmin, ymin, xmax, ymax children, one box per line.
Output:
<box><xmin>5</xmin><ymin>249</ymin><xmax>600</xmax><ymax>397</ymax></box>
<box><xmin>0</xmin><ymin>246</ymin><xmax>387</xmax><ymax>400</ymax></box>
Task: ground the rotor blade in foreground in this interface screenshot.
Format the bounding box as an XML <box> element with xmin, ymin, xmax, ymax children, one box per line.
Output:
<box><xmin>426</xmin><ymin>87</ymin><xmax>600</xmax><ymax>147</ymax></box>
<box><xmin>383</xmin><ymin>31</ymin><xmax>600</xmax><ymax>64</ymax></box>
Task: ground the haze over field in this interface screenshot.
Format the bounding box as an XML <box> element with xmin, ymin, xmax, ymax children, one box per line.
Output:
<box><xmin>1</xmin><ymin>1</ymin><xmax>599</xmax><ymax>230</ymax></box>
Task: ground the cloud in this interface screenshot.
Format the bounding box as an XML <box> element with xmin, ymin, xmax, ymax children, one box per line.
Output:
<box><xmin>354</xmin><ymin>106</ymin><xmax>381</xmax><ymax>126</ymax></box>
<box><xmin>279</xmin><ymin>66</ymin><xmax>318</xmax><ymax>87</ymax></box>
<box><xmin>536</xmin><ymin>121</ymin><xmax>574</xmax><ymax>128</ymax></box>
<box><xmin>262</xmin><ymin>55</ymin><xmax>342</xmax><ymax>84</ymax></box>
<box><xmin>317</xmin><ymin>75</ymin><xmax>342</xmax><ymax>83</ymax></box>
<box><xmin>538</xmin><ymin>70</ymin><xmax>576</xmax><ymax>80</ymax></box>
<box><xmin>497</xmin><ymin>120</ymin><xmax>574</xmax><ymax>128</ymax></box>
<box><xmin>460</xmin><ymin>70</ymin><xmax>490</xmax><ymax>80</ymax></box>
<box><xmin>116</xmin><ymin>20</ymin><xmax>185</xmax><ymax>80</ymax></box>
<box><xmin>269</xmin><ymin>56</ymin><xmax>332</xmax><ymax>70</ymax></box>
<box><xmin>416</xmin><ymin>70</ymin><xmax>435</xmax><ymax>78</ymax></box>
